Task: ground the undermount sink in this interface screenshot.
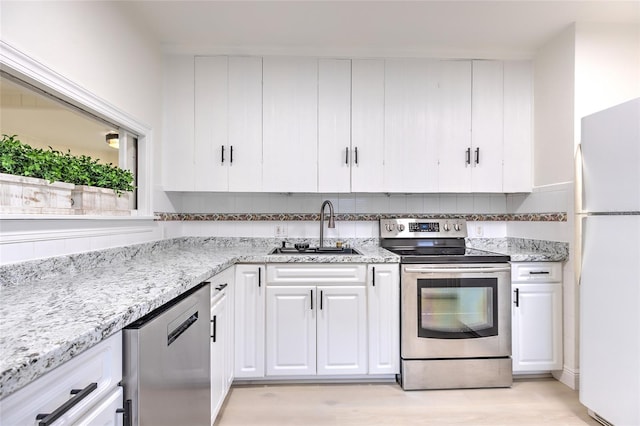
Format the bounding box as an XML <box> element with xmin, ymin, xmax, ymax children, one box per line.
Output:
<box><xmin>269</xmin><ymin>246</ymin><xmax>362</xmax><ymax>255</ymax></box>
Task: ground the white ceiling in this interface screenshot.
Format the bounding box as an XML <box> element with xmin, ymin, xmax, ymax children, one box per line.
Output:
<box><xmin>121</xmin><ymin>0</ymin><xmax>640</xmax><ymax>58</ymax></box>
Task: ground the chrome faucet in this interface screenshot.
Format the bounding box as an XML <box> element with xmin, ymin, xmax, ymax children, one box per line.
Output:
<box><xmin>319</xmin><ymin>199</ymin><xmax>335</xmax><ymax>248</ymax></box>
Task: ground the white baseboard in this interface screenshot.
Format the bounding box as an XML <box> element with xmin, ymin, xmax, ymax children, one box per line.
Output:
<box><xmin>553</xmin><ymin>366</ymin><xmax>579</xmax><ymax>390</ymax></box>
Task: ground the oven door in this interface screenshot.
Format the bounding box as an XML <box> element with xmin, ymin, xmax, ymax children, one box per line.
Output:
<box><xmin>401</xmin><ymin>263</ymin><xmax>511</xmax><ymax>359</ymax></box>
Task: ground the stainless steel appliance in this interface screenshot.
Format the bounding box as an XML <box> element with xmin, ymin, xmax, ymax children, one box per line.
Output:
<box><xmin>123</xmin><ymin>282</ymin><xmax>210</xmax><ymax>426</ymax></box>
<box><xmin>381</xmin><ymin>218</ymin><xmax>512</xmax><ymax>390</ymax></box>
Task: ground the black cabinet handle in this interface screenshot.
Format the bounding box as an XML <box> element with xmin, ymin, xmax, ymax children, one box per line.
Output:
<box><xmin>529</xmin><ymin>271</ymin><xmax>550</xmax><ymax>275</ymax></box>
<box><xmin>258</xmin><ymin>268</ymin><xmax>261</xmax><ymax>288</ymax></box>
<box><xmin>215</xmin><ymin>283</ymin><xmax>228</xmax><ymax>291</ymax></box>
<box><xmin>372</xmin><ymin>267</ymin><xmax>376</xmax><ymax>286</ymax></box>
<box><xmin>320</xmin><ymin>290</ymin><xmax>323</xmax><ymax>310</ymax></box>
<box><xmin>345</xmin><ymin>147</ymin><xmax>349</xmax><ymax>165</ymax></box>
<box><xmin>211</xmin><ymin>315</ymin><xmax>217</xmax><ymax>342</ymax></box>
<box><xmin>475</xmin><ymin>147</ymin><xmax>480</xmax><ymax>164</ymax></box>
<box><xmin>354</xmin><ymin>147</ymin><xmax>359</xmax><ymax>165</ymax></box>
<box><xmin>116</xmin><ymin>399</ymin><xmax>132</xmax><ymax>426</ymax></box>
<box><xmin>36</xmin><ymin>382</ymin><xmax>98</xmax><ymax>426</ymax></box>
<box><xmin>466</xmin><ymin>148</ymin><xmax>471</xmax><ymax>165</ymax></box>
<box><xmin>514</xmin><ymin>288</ymin><xmax>520</xmax><ymax>307</ymax></box>
<box><xmin>221</xmin><ymin>145</ymin><xmax>225</xmax><ymax>163</ymax></box>
<box><xmin>310</xmin><ymin>289</ymin><xmax>313</xmax><ymax>310</ymax></box>
<box><xmin>230</xmin><ymin>145</ymin><xmax>233</xmax><ymax>164</ymax></box>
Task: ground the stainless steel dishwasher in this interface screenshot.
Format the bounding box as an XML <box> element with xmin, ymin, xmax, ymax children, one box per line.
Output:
<box><xmin>123</xmin><ymin>282</ymin><xmax>210</xmax><ymax>426</ymax></box>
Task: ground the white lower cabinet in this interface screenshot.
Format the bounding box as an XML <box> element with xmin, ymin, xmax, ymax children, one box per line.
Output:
<box><xmin>210</xmin><ymin>266</ymin><xmax>235</xmax><ymax>424</ymax></box>
<box><xmin>265</xmin><ymin>264</ymin><xmax>368</xmax><ymax>377</ymax></box>
<box><xmin>511</xmin><ymin>262</ymin><xmax>563</xmax><ymax>373</ymax></box>
<box><xmin>0</xmin><ymin>332</ymin><xmax>123</xmax><ymax>426</ymax></box>
<box><xmin>234</xmin><ymin>264</ymin><xmax>265</xmax><ymax>378</ymax></box>
<box><xmin>367</xmin><ymin>264</ymin><xmax>400</xmax><ymax>375</ymax></box>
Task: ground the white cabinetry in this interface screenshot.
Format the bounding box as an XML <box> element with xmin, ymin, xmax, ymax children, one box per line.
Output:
<box><xmin>210</xmin><ymin>266</ymin><xmax>235</xmax><ymax>424</ymax></box>
<box><xmin>234</xmin><ymin>264</ymin><xmax>265</xmax><ymax>378</ymax></box>
<box><xmin>384</xmin><ymin>59</ymin><xmax>439</xmax><ymax>192</ymax></box>
<box><xmin>0</xmin><ymin>332</ymin><xmax>123</xmax><ymax>426</ymax></box>
<box><xmin>503</xmin><ymin>61</ymin><xmax>533</xmax><ymax>192</ymax></box>
<box><xmin>511</xmin><ymin>262</ymin><xmax>563</xmax><ymax>373</ymax></box>
<box><xmin>262</xmin><ymin>57</ymin><xmax>318</xmax><ymax>192</ymax></box>
<box><xmin>318</xmin><ymin>59</ymin><xmax>352</xmax><ymax>193</ymax></box>
<box><xmin>351</xmin><ymin>59</ymin><xmax>386</xmax><ymax>192</ymax></box>
<box><xmin>195</xmin><ymin>56</ymin><xmax>263</xmax><ymax>191</ymax></box>
<box><xmin>265</xmin><ymin>264</ymin><xmax>368</xmax><ymax>376</ymax></box>
<box><xmin>162</xmin><ymin>55</ymin><xmax>194</xmax><ymax>191</ymax></box>
<box><xmin>367</xmin><ymin>264</ymin><xmax>400</xmax><ymax>375</ymax></box>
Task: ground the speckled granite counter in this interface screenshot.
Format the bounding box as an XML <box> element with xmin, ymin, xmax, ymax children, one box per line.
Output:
<box><xmin>0</xmin><ymin>237</ymin><xmax>397</xmax><ymax>398</ymax></box>
<box><xmin>0</xmin><ymin>236</ymin><xmax>566</xmax><ymax>398</ymax></box>
<box><xmin>468</xmin><ymin>237</ymin><xmax>569</xmax><ymax>262</ymax></box>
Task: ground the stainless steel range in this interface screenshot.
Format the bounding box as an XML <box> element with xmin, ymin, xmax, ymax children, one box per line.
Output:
<box><xmin>380</xmin><ymin>218</ymin><xmax>513</xmax><ymax>390</ymax></box>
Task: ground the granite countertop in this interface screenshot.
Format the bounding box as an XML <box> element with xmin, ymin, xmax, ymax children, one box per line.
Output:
<box><xmin>0</xmin><ymin>236</ymin><xmax>566</xmax><ymax>399</ymax></box>
<box><xmin>0</xmin><ymin>237</ymin><xmax>396</xmax><ymax>398</ymax></box>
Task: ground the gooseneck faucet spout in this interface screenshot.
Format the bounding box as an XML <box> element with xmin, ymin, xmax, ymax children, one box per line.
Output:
<box><xmin>319</xmin><ymin>200</ymin><xmax>335</xmax><ymax>248</ymax></box>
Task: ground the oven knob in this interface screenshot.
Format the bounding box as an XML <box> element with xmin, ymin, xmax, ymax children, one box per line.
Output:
<box><xmin>443</xmin><ymin>223</ymin><xmax>450</xmax><ymax>232</ymax></box>
<box><xmin>385</xmin><ymin>223</ymin><xmax>395</xmax><ymax>232</ymax></box>
<box><xmin>398</xmin><ymin>224</ymin><xmax>405</xmax><ymax>232</ymax></box>
<box><xmin>454</xmin><ymin>223</ymin><xmax>461</xmax><ymax>232</ymax></box>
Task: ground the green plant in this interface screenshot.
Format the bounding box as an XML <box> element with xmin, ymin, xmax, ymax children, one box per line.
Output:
<box><xmin>1</xmin><ymin>134</ymin><xmax>134</xmax><ymax>194</ymax></box>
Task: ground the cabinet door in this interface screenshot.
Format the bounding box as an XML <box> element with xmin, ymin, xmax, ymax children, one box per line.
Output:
<box><xmin>318</xmin><ymin>58</ymin><xmax>352</xmax><ymax>193</ymax></box>
<box><xmin>436</xmin><ymin>60</ymin><xmax>472</xmax><ymax>192</ymax></box>
<box><xmin>210</xmin><ymin>292</ymin><xmax>227</xmax><ymax>423</ymax></box>
<box><xmin>512</xmin><ymin>283</ymin><xmax>563</xmax><ymax>372</ymax></box>
<box><xmin>471</xmin><ymin>60</ymin><xmax>504</xmax><ymax>192</ymax></box>
<box><xmin>317</xmin><ymin>286</ymin><xmax>367</xmax><ymax>375</ymax></box>
<box><xmin>503</xmin><ymin>61</ymin><xmax>533</xmax><ymax>193</ymax></box>
<box><xmin>265</xmin><ymin>286</ymin><xmax>316</xmax><ymax>376</ymax></box>
<box><xmin>262</xmin><ymin>57</ymin><xmax>318</xmax><ymax>192</ymax></box>
<box><xmin>384</xmin><ymin>59</ymin><xmax>439</xmax><ymax>192</ymax></box>
<box><xmin>194</xmin><ymin>56</ymin><xmax>228</xmax><ymax>191</ymax></box>
<box><xmin>367</xmin><ymin>265</ymin><xmax>400</xmax><ymax>375</ymax></box>
<box><xmin>351</xmin><ymin>59</ymin><xmax>385</xmax><ymax>192</ymax></box>
<box><xmin>210</xmin><ymin>266</ymin><xmax>235</xmax><ymax>393</ymax></box>
<box><xmin>162</xmin><ymin>55</ymin><xmax>194</xmax><ymax>191</ymax></box>
<box><xmin>234</xmin><ymin>265</ymin><xmax>265</xmax><ymax>378</ymax></box>
<box><xmin>228</xmin><ymin>56</ymin><xmax>263</xmax><ymax>192</ymax></box>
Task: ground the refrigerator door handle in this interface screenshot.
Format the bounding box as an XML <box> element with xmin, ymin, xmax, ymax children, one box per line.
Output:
<box><xmin>575</xmin><ymin>143</ymin><xmax>584</xmax><ymax>286</ymax></box>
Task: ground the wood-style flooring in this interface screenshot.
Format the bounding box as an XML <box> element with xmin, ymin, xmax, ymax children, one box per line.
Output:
<box><xmin>216</xmin><ymin>379</ymin><xmax>600</xmax><ymax>425</ymax></box>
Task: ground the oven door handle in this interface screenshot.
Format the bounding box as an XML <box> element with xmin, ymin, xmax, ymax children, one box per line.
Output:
<box><xmin>403</xmin><ymin>266</ymin><xmax>511</xmax><ymax>274</ymax></box>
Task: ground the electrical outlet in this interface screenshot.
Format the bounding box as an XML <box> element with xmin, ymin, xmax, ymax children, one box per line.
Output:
<box><xmin>475</xmin><ymin>225</ymin><xmax>484</xmax><ymax>237</ymax></box>
<box><xmin>274</xmin><ymin>223</ymin><xmax>288</xmax><ymax>237</ymax></box>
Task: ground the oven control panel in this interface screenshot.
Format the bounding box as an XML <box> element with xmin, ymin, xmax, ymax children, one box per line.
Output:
<box><xmin>380</xmin><ymin>218</ymin><xmax>467</xmax><ymax>238</ymax></box>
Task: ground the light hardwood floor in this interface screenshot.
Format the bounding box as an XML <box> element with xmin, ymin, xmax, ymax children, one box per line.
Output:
<box><xmin>216</xmin><ymin>379</ymin><xmax>600</xmax><ymax>425</ymax></box>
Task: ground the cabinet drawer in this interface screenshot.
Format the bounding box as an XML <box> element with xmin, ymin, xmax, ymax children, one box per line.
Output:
<box><xmin>511</xmin><ymin>262</ymin><xmax>562</xmax><ymax>283</ymax></box>
<box><xmin>0</xmin><ymin>332</ymin><xmax>122</xmax><ymax>426</ymax></box>
<box><xmin>267</xmin><ymin>264</ymin><xmax>366</xmax><ymax>284</ymax></box>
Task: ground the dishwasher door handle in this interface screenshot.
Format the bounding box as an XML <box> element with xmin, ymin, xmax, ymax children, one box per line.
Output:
<box><xmin>167</xmin><ymin>311</ymin><xmax>199</xmax><ymax>345</ymax></box>
<box><xmin>404</xmin><ymin>266</ymin><xmax>511</xmax><ymax>274</ymax></box>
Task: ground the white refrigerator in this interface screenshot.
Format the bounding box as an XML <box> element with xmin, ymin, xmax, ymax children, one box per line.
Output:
<box><xmin>577</xmin><ymin>98</ymin><xmax>640</xmax><ymax>426</ymax></box>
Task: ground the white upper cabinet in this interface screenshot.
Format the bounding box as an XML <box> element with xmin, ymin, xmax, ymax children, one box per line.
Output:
<box><xmin>503</xmin><ymin>61</ymin><xmax>533</xmax><ymax>193</ymax></box>
<box><xmin>351</xmin><ymin>59</ymin><xmax>385</xmax><ymax>192</ymax></box>
<box><xmin>384</xmin><ymin>59</ymin><xmax>439</xmax><ymax>192</ymax></box>
<box><xmin>436</xmin><ymin>60</ymin><xmax>473</xmax><ymax>192</ymax></box>
<box><xmin>162</xmin><ymin>55</ymin><xmax>194</xmax><ymax>191</ymax></box>
<box><xmin>194</xmin><ymin>56</ymin><xmax>262</xmax><ymax>191</ymax></box>
<box><xmin>262</xmin><ymin>57</ymin><xmax>319</xmax><ymax>192</ymax></box>
<box><xmin>318</xmin><ymin>59</ymin><xmax>352</xmax><ymax>193</ymax></box>
<box><xmin>471</xmin><ymin>60</ymin><xmax>504</xmax><ymax>192</ymax></box>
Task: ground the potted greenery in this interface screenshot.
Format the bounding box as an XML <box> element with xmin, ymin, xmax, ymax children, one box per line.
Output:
<box><xmin>0</xmin><ymin>134</ymin><xmax>135</xmax><ymax>215</ymax></box>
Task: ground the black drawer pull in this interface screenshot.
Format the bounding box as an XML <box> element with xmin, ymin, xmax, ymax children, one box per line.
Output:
<box><xmin>529</xmin><ymin>271</ymin><xmax>550</xmax><ymax>275</ymax></box>
<box><xmin>215</xmin><ymin>283</ymin><xmax>228</xmax><ymax>291</ymax></box>
<box><xmin>36</xmin><ymin>382</ymin><xmax>98</xmax><ymax>426</ymax></box>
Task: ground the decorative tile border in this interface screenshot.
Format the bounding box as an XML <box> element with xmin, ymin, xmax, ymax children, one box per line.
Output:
<box><xmin>154</xmin><ymin>212</ymin><xmax>567</xmax><ymax>222</ymax></box>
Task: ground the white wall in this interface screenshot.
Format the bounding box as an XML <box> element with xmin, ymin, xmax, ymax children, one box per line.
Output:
<box><xmin>533</xmin><ymin>26</ymin><xmax>576</xmax><ymax>188</ymax></box>
<box><xmin>574</xmin><ymin>23</ymin><xmax>640</xmax><ymax>144</ymax></box>
<box><xmin>0</xmin><ymin>1</ymin><xmax>167</xmax><ymax>263</ymax></box>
